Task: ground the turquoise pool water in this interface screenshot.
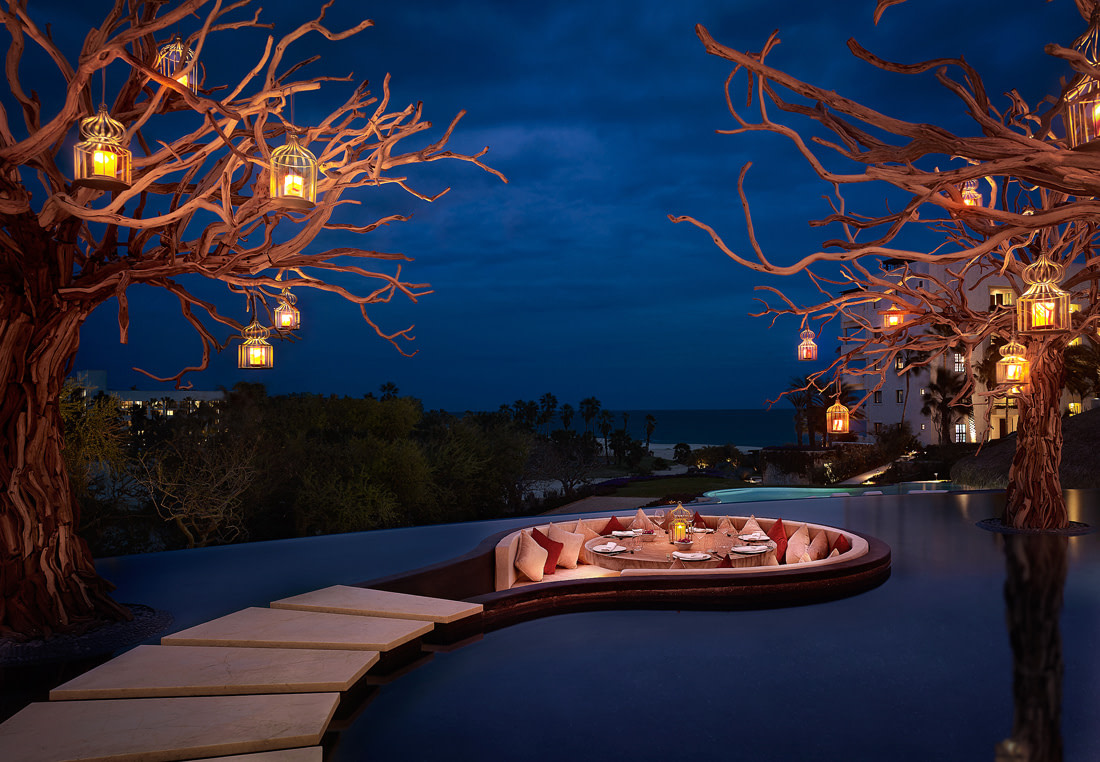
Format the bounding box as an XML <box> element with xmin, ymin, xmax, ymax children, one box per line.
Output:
<box><xmin>705</xmin><ymin>482</ymin><xmax>959</xmax><ymax>502</ymax></box>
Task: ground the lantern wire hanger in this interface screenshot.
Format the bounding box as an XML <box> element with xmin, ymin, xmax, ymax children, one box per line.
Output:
<box><xmin>270</xmin><ymin>94</ymin><xmax>321</xmax><ymax>210</ymax></box>
<box><xmin>238</xmin><ymin>291</ymin><xmax>273</xmax><ymax>369</ymax></box>
<box><xmin>72</xmin><ymin>68</ymin><xmax>131</xmax><ymax>191</ymax></box>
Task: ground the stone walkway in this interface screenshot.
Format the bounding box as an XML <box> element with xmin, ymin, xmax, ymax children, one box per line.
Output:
<box><xmin>0</xmin><ymin>586</ymin><xmax>482</xmax><ymax>761</ymax></box>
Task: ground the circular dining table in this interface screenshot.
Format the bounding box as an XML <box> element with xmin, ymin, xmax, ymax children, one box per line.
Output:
<box><xmin>583</xmin><ymin>531</ymin><xmax>777</xmax><ymax>572</ymax></box>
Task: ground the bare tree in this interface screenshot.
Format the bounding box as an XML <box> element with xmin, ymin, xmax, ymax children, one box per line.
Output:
<box><xmin>673</xmin><ymin>2</ymin><xmax>1100</xmax><ymax>529</ymax></box>
<box><xmin>0</xmin><ymin>0</ymin><xmax>503</xmax><ymax>636</ymax></box>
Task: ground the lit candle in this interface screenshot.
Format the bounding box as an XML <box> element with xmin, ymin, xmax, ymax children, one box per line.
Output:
<box><xmin>1006</xmin><ymin>363</ymin><xmax>1022</xmax><ymax>381</ymax></box>
<box><xmin>93</xmin><ymin>149</ymin><xmax>117</xmax><ymax>178</ymax></box>
<box><xmin>277</xmin><ymin>312</ymin><xmax>293</xmax><ymax>328</ymax></box>
<box><xmin>833</xmin><ymin>419</ymin><xmax>844</xmax><ymax>432</ymax></box>
<box><xmin>1091</xmin><ymin>102</ymin><xmax>1100</xmax><ymax>131</ymax></box>
<box><xmin>885</xmin><ymin>312</ymin><xmax>902</xmax><ymax>327</ymax></box>
<box><xmin>283</xmin><ymin>173</ymin><xmax>304</xmax><ymax>197</ymax></box>
<box><xmin>249</xmin><ymin>346</ymin><xmax>266</xmax><ymax>365</ymax></box>
<box><xmin>176</xmin><ymin>72</ymin><xmax>189</xmax><ymax>88</ymax></box>
<box><xmin>1032</xmin><ymin>301</ymin><xmax>1055</xmax><ymax>327</ymax></box>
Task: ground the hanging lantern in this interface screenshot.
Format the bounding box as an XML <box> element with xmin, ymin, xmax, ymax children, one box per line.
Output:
<box><xmin>960</xmin><ymin>179</ymin><xmax>982</xmax><ymax>207</ymax></box>
<box><xmin>154</xmin><ymin>36</ymin><xmax>195</xmax><ymax>91</ymax></box>
<box><xmin>797</xmin><ymin>328</ymin><xmax>818</xmax><ymax>361</ymax></box>
<box><xmin>995</xmin><ymin>340</ymin><xmax>1030</xmax><ymax>386</ymax></box>
<box><xmin>1016</xmin><ymin>256</ymin><xmax>1070</xmax><ymax>334</ymax></box>
<box><xmin>826</xmin><ymin>401</ymin><xmax>850</xmax><ymax>434</ymax></box>
<box><xmin>881</xmin><ymin>305</ymin><xmax>907</xmax><ymax>328</ymax></box>
<box><xmin>238</xmin><ymin>319</ymin><xmax>273</xmax><ymax>369</ymax></box>
<box><xmin>667</xmin><ymin>502</ymin><xmax>692</xmax><ymax>543</ymax></box>
<box><xmin>274</xmin><ymin>287</ymin><xmax>300</xmax><ymax>331</ymax></box>
<box><xmin>72</xmin><ymin>105</ymin><xmax>131</xmax><ymax>191</ymax></box>
<box><xmin>270</xmin><ymin>135</ymin><xmax>318</xmax><ymax>210</ymax></box>
<box><xmin>1065</xmin><ymin>27</ymin><xmax>1100</xmax><ymax>148</ymax></box>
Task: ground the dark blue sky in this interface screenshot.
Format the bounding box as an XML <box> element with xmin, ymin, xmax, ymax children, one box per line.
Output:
<box><xmin>64</xmin><ymin>0</ymin><xmax>1083</xmax><ymax>410</ymax></box>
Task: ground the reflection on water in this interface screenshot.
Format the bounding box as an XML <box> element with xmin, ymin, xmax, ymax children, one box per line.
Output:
<box><xmin>997</xmin><ymin>533</ymin><xmax>1068</xmax><ymax>762</ymax></box>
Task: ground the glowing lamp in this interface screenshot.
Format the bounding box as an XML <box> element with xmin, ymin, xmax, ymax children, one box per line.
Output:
<box><xmin>960</xmin><ymin>179</ymin><xmax>982</xmax><ymax>207</ymax></box>
<box><xmin>238</xmin><ymin>319</ymin><xmax>273</xmax><ymax>369</ymax></box>
<box><xmin>667</xmin><ymin>502</ymin><xmax>692</xmax><ymax>543</ymax></box>
<box><xmin>826</xmin><ymin>402</ymin><xmax>850</xmax><ymax>434</ymax></box>
<box><xmin>270</xmin><ymin>135</ymin><xmax>318</xmax><ymax>210</ymax></box>
<box><xmin>72</xmin><ymin>105</ymin><xmax>131</xmax><ymax>191</ymax></box>
<box><xmin>154</xmin><ymin>36</ymin><xmax>195</xmax><ymax>92</ymax></box>
<box><xmin>1065</xmin><ymin>27</ymin><xmax>1100</xmax><ymax>148</ymax></box>
<box><xmin>1016</xmin><ymin>256</ymin><xmax>1069</xmax><ymax>335</ymax></box>
<box><xmin>995</xmin><ymin>340</ymin><xmax>1030</xmax><ymax>386</ymax></box>
<box><xmin>274</xmin><ymin>287</ymin><xmax>300</xmax><ymax>331</ymax></box>
<box><xmin>797</xmin><ymin>328</ymin><xmax>818</xmax><ymax>361</ymax></box>
<box><xmin>881</xmin><ymin>306</ymin><xmax>908</xmax><ymax>329</ymax></box>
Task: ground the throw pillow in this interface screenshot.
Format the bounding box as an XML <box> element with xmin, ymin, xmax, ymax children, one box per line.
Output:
<box><xmin>829</xmin><ymin>548</ymin><xmax>840</xmax><ymax>558</ymax></box>
<box><xmin>767</xmin><ymin>517</ymin><xmax>788</xmax><ymax>563</ymax></box>
<box><xmin>785</xmin><ymin>523</ymin><xmax>811</xmax><ymax>565</ymax></box>
<box><xmin>515</xmin><ymin>531</ymin><xmax>548</xmax><ymax>582</ymax></box>
<box><xmin>740</xmin><ymin>515</ymin><xmax>765</xmax><ymax>536</ymax></box>
<box><xmin>530</xmin><ymin>527</ymin><xmax>563</xmax><ymax>575</ymax></box>
<box><xmin>600</xmin><ymin>516</ymin><xmax>626</xmax><ymax>535</ymax></box>
<box><xmin>547</xmin><ymin>523</ymin><xmax>583</xmax><ymax>569</ymax></box>
<box><xmin>797</xmin><ymin>551</ymin><xmax>812</xmax><ymax>564</ymax></box>
<box><xmin>692</xmin><ymin>511</ymin><xmax>708</xmax><ymax>529</ymax></box>
<box><xmin>572</xmin><ymin>520</ymin><xmax>601</xmax><ymax>542</ymax></box>
<box><xmin>832</xmin><ymin>533</ymin><xmax>852</xmax><ymax>556</ymax></box>
<box><xmin>629</xmin><ymin>508</ymin><xmax>656</xmax><ymax>531</ymax></box>
<box><xmin>807</xmin><ymin>529</ymin><xmax>829</xmax><ymax>561</ymax></box>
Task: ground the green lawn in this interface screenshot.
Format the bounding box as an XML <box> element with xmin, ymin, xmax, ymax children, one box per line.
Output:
<box><xmin>608</xmin><ymin>476</ymin><xmax>744</xmax><ymax>498</ymax></box>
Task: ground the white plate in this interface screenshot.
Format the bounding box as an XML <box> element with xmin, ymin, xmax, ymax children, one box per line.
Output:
<box><xmin>594</xmin><ymin>544</ymin><xmax>628</xmax><ymax>553</ymax></box>
<box><xmin>612</xmin><ymin>530</ymin><xmax>636</xmax><ymax>537</ymax></box>
<box><xmin>692</xmin><ymin>528</ymin><xmax>714</xmax><ymax>533</ymax></box>
<box><xmin>738</xmin><ymin>533</ymin><xmax>769</xmax><ymax>542</ymax></box>
<box><xmin>672</xmin><ymin>551</ymin><xmax>710</xmax><ymax>561</ymax></box>
<box><xmin>731</xmin><ymin>545</ymin><xmax>769</xmax><ymax>554</ymax></box>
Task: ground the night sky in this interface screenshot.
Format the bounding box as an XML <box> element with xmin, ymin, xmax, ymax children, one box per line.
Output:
<box><xmin>56</xmin><ymin>0</ymin><xmax>1084</xmax><ymax>410</ymax></box>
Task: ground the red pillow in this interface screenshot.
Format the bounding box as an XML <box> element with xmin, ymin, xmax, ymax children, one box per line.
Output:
<box><xmin>832</xmin><ymin>533</ymin><xmax>852</xmax><ymax>556</ymax></box>
<box><xmin>530</xmin><ymin>527</ymin><xmax>563</xmax><ymax>575</ymax></box>
<box><xmin>692</xmin><ymin>511</ymin><xmax>708</xmax><ymax>529</ymax></box>
<box><xmin>600</xmin><ymin>516</ymin><xmax>626</xmax><ymax>535</ymax></box>
<box><xmin>717</xmin><ymin>554</ymin><xmax>732</xmax><ymax>568</ymax></box>
<box><xmin>767</xmin><ymin>518</ymin><xmax>788</xmax><ymax>564</ymax></box>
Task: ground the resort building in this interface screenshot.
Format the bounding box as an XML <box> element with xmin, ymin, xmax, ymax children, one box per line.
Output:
<box><xmin>70</xmin><ymin>370</ymin><xmax>225</xmax><ymax>428</ymax></box>
<box><xmin>839</xmin><ymin>259</ymin><xmax>1094</xmax><ymax>447</ymax></box>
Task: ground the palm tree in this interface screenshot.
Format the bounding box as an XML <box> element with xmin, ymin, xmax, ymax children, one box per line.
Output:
<box><xmin>896</xmin><ymin>348</ymin><xmax>928</xmax><ymax>428</ymax></box>
<box><xmin>379</xmin><ymin>381</ymin><xmax>399</xmax><ymax>400</ymax></box>
<box><xmin>920</xmin><ymin>368</ymin><xmax>973</xmax><ymax>445</ymax></box>
<box><xmin>597</xmin><ymin>410</ymin><xmax>613</xmax><ymax>465</ymax></box>
<box><xmin>785</xmin><ymin>376</ymin><xmax>811</xmax><ymax>447</ymax></box>
<box><xmin>644</xmin><ymin>414</ymin><xmax>657</xmax><ymax>453</ymax></box>
<box><xmin>538</xmin><ymin>392</ymin><xmax>558</xmax><ymax>435</ymax></box>
<box><xmin>580</xmin><ymin>397</ymin><xmax>601</xmax><ymax>434</ymax></box>
<box><xmin>560</xmin><ymin>403</ymin><xmax>575</xmax><ymax>431</ymax></box>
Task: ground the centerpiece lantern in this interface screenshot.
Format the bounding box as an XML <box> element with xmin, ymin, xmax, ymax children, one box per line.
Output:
<box><xmin>797</xmin><ymin>328</ymin><xmax>818</xmax><ymax>361</ymax></box>
<box><xmin>72</xmin><ymin>105</ymin><xmax>131</xmax><ymax>191</ymax></box>
<box><xmin>154</xmin><ymin>35</ymin><xmax>195</xmax><ymax>91</ymax></box>
<box><xmin>826</xmin><ymin>401</ymin><xmax>850</xmax><ymax>434</ymax></box>
<box><xmin>995</xmin><ymin>340</ymin><xmax>1030</xmax><ymax>386</ymax></box>
<box><xmin>667</xmin><ymin>502</ymin><xmax>692</xmax><ymax>543</ymax></box>
<box><xmin>274</xmin><ymin>287</ymin><xmax>300</xmax><ymax>331</ymax></box>
<box><xmin>270</xmin><ymin>134</ymin><xmax>319</xmax><ymax>210</ymax></box>
<box><xmin>1016</xmin><ymin>255</ymin><xmax>1069</xmax><ymax>335</ymax></box>
<box><xmin>238</xmin><ymin>319</ymin><xmax>274</xmax><ymax>369</ymax></box>
<box><xmin>1065</xmin><ymin>26</ymin><xmax>1100</xmax><ymax>148</ymax></box>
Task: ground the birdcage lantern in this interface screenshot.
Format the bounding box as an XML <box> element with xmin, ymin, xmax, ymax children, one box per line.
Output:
<box><xmin>238</xmin><ymin>319</ymin><xmax>273</xmax><ymax>369</ymax></box>
<box><xmin>797</xmin><ymin>328</ymin><xmax>818</xmax><ymax>361</ymax></box>
<box><xmin>274</xmin><ymin>287</ymin><xmax>300</xmax><ymax>331</ymax></box>
<box><xmin>270</xmin><ymin>135</ymin><xmax>318</xmax><ymax>210</ymax></box>
<box><xmin>826</xmin><ymin>402</ymin><xmax>850</xmax><ymax>434</ymax></box>
<box><xmin>1017</xmin><ymin>256</ymin><xmax>1070</xmax><ymax>334</ymax></box>
<box><xmin>995</xmin><ymin>340</ymin><xmax>1030</xmax><ymax>386</ymax></box>
<box><xmin>72</xmin><ymin>105</ymin><xmax>131</xmax><ymax>191</ymax></box>
<box><xmin>960</xmin><ymin>179</ymin><xmax>982</xmax><ymax>207</ymax></box>
<box><xmin>154</xmin><ymin>36</ymin><xmax>195</xmax><ymax>91</ymax></box>
<box><xmin>667</xmin><ymin>502</ymin><xmax>692</xmax><ymax>543</ymax></box>
<box><xmin>881</xmin><ymin>305</ymin><xmax>908</xmax><ymax>329</ymax></box>
<box><xmin>1065</xmin><ymin>26</ymin><xmax>1100</xmax><ymax>148</ymax></box>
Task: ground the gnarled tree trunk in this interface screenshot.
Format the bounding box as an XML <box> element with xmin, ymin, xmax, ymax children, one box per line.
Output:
<box><xmin>1005</xmin><ymin>344</ymin><xmax>1067</xmax><ymax>530</ymax></box>
<box><xmin>0</xmin><ymin>292</ymin><xmax>128</xmax><ymax>637</ymax></box>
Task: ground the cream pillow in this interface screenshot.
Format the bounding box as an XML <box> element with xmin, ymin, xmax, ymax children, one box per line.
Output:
<box><xmin>515</xmin><ymin>531</ymin><xmax>548</xmax><ymax>582</ymax></box>
<box><xmin>741</xmin><ymin>515</ymin><xmax>765</xmax><ymax>536</ymax></box>
<box><xmin>548</xmin><ymin>522</ymin><xmax>584</xmax><ymax>569</ymax></box>
<box><xmin>808</xmin><ymin>530</ymin><xmax>829</xmax><ymax>561</ymax></box>
<box><xmin>797</xmin><ymin>551</ymin><xmax>812</xmax><ymax>564</ymax></box>
<box><xmin>785</xmin><ymin>523</ymin><xmax>811</xmax><ymax>564</ymax></box>
<box><xmin>629</xmin><ymin>508</ymin><xmax>656</xmax><ymax>531</ymax></box>
<box><xmin>829</xmin><ymin>548</ymin><xmax>840</xmax><ymax>558</ymax></box>
<box><xmin>572</xmin><ymin>520</ymin><xmax>601</xmax><ymax>541</ymax></box>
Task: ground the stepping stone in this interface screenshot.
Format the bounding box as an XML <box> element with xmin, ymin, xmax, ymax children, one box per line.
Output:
<box><xmin>271</xmin><ymin>585</ymin><xmax>483</xmax><ymax>624</ymax></box>
<box><xmin>161</xmin><ymin>607</ymin><xmax>432</xmax><ymax>652</ymax></box>
<box><xmin>0</xmin><ymin>693</ymin><xmax>338</xmax><ymax>762</ymax></box>
<box><xmin>50</xmin><ymin>645</ymin><xmax>378</xmax><ymax>700</ymax></box>
<box><xmin>183</xmin><ymin>750</ymin><xmax>321</xmax><ymax>762</ymax></box>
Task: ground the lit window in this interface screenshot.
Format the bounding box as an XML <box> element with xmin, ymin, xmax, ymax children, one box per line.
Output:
<box><xmin>895</xmin><ymin>357</ymin><xmax>904</xmax><ymax>370</ymax></box>
<box><xmin>921</xmin><ymin>424</ymin><xmax>926</xmax><ymax>430</ymax></box>
<box><xmin>990</xmin><ymin>288</ymin><xmax>1015</xmax><ymax>308</ymax></box>
<box><xmin>954</xmin><ymin>353</ymin><xmax>966</xmax><ymax>373</ymax></box>
<box><xmin>874</xmin><ymin>391</ymin><xmax>882</xmax><ymax>404</ymax></box>
<box><xmin>896</xmin><ymin>390</ymin><xmax>904</xmax><ymax>403</ymax></box>
<box><xmin>920</xmin><ymin>388</ymin><xmax>927</xmax><ymax>396</ymax></box>
<box><xmin>1069</xmin><ymin>402</ymin><xmax>1082</xmax><ymax>415</ymax></box>
<box><xmin>874</xmin><ymin>422</ymin><xmax>883</xmax><ymax>434</ymax></box>
<box><xmin>955</xmin><ymin>423</ymin><xmax>967</xmax><ymax>443</ymax></box>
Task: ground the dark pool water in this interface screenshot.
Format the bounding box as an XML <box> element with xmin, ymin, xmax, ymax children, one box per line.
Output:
<box><xmin>97</xmin><ymin>492</ymin><xmax>1100</xmax><ymax>762</ymax></box>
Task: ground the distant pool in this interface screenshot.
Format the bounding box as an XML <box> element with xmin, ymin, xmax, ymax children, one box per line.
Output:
<box><xmin>704</xmin><ymin>482</ymin><xmax>958</xmax><ymax>503</ymax></box>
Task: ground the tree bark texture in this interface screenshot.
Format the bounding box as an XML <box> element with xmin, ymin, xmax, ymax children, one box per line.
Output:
<box><xmin>1005</xmin><ymin>345</ymin><xmax>1067</xmax><ymax>530</ymax></box>
<box><xmin>0</xmin><ymin>287</ymin><xmax>128</xmax><ymax>637</ymax></box>
<box><xmin>1001</xmin><ymin>533</ymin><xmax>1067</xmax><ymax>762</ymax></box>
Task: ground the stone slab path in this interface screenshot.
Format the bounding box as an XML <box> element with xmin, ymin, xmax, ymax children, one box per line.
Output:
<box><xmin>271</xmin><ymin>584</ymin><xmax>483</xmax><ymax>623</ymax></box>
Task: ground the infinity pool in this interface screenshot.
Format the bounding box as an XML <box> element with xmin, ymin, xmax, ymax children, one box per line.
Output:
<box><xmin>705</xmin><ymin>482</ymin><xmax>959</xmax><ymax>502</ymax></box>
<box><xmin>91</xmin><ymin>490</ymin><xmax>1100</xmax><ymax>761</ymax></box>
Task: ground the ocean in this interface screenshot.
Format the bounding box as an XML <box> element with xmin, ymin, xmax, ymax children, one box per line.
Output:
<box><xmin>589</xmin><ymin>408</ymin><xmax>794</xmax><ymax>448</ymax></box>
